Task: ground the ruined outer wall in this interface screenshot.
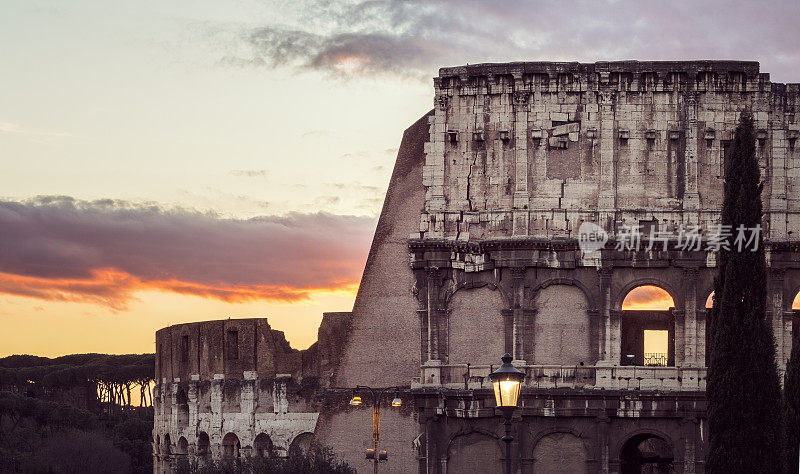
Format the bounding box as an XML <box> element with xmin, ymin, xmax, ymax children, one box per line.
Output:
<box><xmin>422</xmin><ymin>61</ymin><xmax>800</xmax><ymax>241</ymax></box>
<box><xmin>153</xmin><ymin>313</ymin><xmax>351</xmax><ymax>472</ymax></box>
<box><xmin>313</xmin><ymin>111</ymin><xmax>434</xmax><ymax>474</ymax></box>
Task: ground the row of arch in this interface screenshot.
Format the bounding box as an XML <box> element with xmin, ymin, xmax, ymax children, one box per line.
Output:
<box><xmin>444</xmin><ymin>280</ymin><xmax>799</xmax><ymax>367</ymax></box>
<box><xmin>445</xmin><ymin>429</ymin><xmax>674</xmax><ymax>474</ymax></box>
<box><xmin>155</xmin><ymin>431</ymin><xmax>312</xmax><ymax>459</ymax></box>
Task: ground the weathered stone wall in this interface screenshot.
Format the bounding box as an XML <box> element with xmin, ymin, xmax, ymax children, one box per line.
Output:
<box><xmin>421</xmin><ymin>61</ymin><xmax>800</xmax><ymax>241</ymax></box>
<box><xmin>152</xmin><ymin>312</ymin><xmax>350</xmax><ymax>472</ymax></box>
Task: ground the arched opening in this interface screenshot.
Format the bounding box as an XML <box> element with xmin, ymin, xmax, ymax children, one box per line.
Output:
<box><xmin>253</xmin><ymin>433</ymin><xmax>273</xmax><ymax>458</ymax></box>
<box><xmin>620</xmin><ymin>433</ymin><xmax>674</xmax><ymax>474</ymax></box>
<box><xmin>447</xmin><ymin>287</ymin><xmax>505</xmax><ymax>366</ymax></box>
<box><xmin>621</xmin><ymin>285</ymin><xmax>676</xmax><ymax>366</ymax></box>
<box><xmin>289</xmin><ymin>432</ymin><xmax>313</xmax><ymax>456</ymax></box>
<box><xmin>222</xmin><ymin>432</ymin><xmax>240</xmax><ymax>458</ymax></box>
<box><xmin>446</xmin><ymin>432</ymin><xmax>501</xmax><ymax>474</ymax></box>
<box><xmin>176</xmin><ymin>389</ymin><xmax>189</xmax><ymax>429</ymax></box>
<box><xmin>155</xmin><ymin>435</ymin><xmax>160</xmax><ymax>455</ymax></box>
<box><xmin>532</xmin><ymin>432</ymin><xmax>587</xmax><ymax>472</ymax></box>
<box><xmin>534</xmin><ymin>285</ymin><xmax>591</xmax><ymax>365</ymax></box>
<box><xmin>163</xmin><ymin>434</ymin><xmax>172</xmax><ymax>456</ymax></box>
<box><xmin>197</xmin><ymin>432</ymin><xmax>210</xmax><ymax>458</ymax></box>
<box><xmin>176</xmin><ymin>436</ymin><xmax>188</xmax><ymax>455</ymax></box>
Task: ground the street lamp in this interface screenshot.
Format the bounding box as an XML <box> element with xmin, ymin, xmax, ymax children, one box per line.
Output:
<box><xmin>489</xmin><ymin>353</ymin><xmax>525</xmax><ymax>474</ymax></box>
<box><xmin>348</xmin><ymin>386</ymin><xmax>403</xmax><ymax>474</ymax></box>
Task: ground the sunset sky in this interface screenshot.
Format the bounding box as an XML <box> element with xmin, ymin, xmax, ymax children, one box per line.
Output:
<box><xmin>2</xmin><ymin>0</ymin><xmax>800</xmax><ymax>357</ymax></box>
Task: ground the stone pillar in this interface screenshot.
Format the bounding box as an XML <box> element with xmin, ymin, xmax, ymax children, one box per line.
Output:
<box><xmin>423</xmin><ymin>267</ymin><xmax>443</xmax><ymax>385</ymax></box>
<box><xmin>769</xmin><ymin>269</ymin><xmax>786</xmax><ymax>370</ymax></box>
<box><xmin>273</xmin><ymin>375</ymin><xmax>290</xmax><ymax>415</ymax></box>
<box><xmin>170</xmin><ymin>380</ymin><xmax>179</xmax><ymax>437</ymax></box>
<box><xmin>210</xmin><ymin>374</ymin><xmax>224</xmax><ymax>445</ymax></box>
<box><xmin>673</xmin><ymin>309</ymin><xmax>685</xmax><ymax>367</ymax></box>
<box><xmin>512</xmin><ymin>88</ymin><xmax>530</xmax><ymax>210</ymax></box>
<box><xmin>696</xmin><ymin>309</ymin><xmax>707</xmax><ymax>366</ymax></box>
<box><xmin>597</xmin><ymin>90</ymin><xmax>617</xmax><ymax>212</ymax></box>
<box><xmin>683</xmin><ymin>268</ymin><xmax>699</xmax><ymax>366</ymax></box>
<box><xmin>425</xmin><ymin>84</ymin><xmax>448</xmax><ymax>212</ymax></box>
<box><xmin>511</xmin><ymin>266</ymin><xmax>527</xmax><ymax>362</ymax></box>
<box><xmin>682</xmin><ymin>416</ymin><xmax>699</xmax><ymax>474</ymax></box>
<box><xmin>609</xmin><ymin>310</ymin><xmax>622</xmax><ymax>365</ymax></box>
<box><xmin>598</xmin><ymin>268</ymin><xmax>614</xmax><ymax>363</ymax></box>
<box><xmin>241</xmin><ymin>371</ymin><xmax>257</xmax><ymax>444</ymax></box>
<box><xmin>683</xmin><ymin>93</ymin><xmax>700</xmax><ymax>210</ymax></box>
<box><xmin>188</xmin><ymin>375</ymin><xmax>199</xmax><ymax>435</ymax></box>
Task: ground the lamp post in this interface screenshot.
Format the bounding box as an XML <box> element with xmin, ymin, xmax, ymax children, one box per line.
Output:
<box><xmin>489</xmin><ymin>353</ymin><xmax>525</xmax><ymax>474</ymax></box>
<box><xmin>349</xmin><ymin>385</ymin><xmax>403</xmax><ymax>474</ymax></box>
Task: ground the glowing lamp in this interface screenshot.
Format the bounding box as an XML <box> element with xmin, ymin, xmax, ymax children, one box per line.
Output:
<box><xmin>349</xmin><ymin>395</ymin><xmax>362</xmax><ymax>406</ymax></box>
<box><xmin>391</xmin><ymin>395</ymin><xmax>402</xmax><ymax>407</ymax></box>
<box><xmin>489</xmin><ymin>353</ymin><xmax>525</xmax><ymax>409</ymax></box>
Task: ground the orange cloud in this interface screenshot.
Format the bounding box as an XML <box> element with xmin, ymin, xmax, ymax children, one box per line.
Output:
<box><xmin>0</xmin><ymin>197</ymin><xmax>373</xmax><ymax>309</ymax></box>
<box><xmin>0</xmin><ymin>268</ymin><xmax>360</xmax><ymax>310</ymax></box>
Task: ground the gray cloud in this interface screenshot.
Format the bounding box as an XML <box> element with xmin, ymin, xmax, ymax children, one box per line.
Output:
<box><xmin>221</xmin><ymin>0</ymin><xmax>800</xmax><ymax>82</ymax></box>
<box><xmin>0</xmin><ymin>196</ymin><xmax>376</xmax><ymax>307</ymax></box>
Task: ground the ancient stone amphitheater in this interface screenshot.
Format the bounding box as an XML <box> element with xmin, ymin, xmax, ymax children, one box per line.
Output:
<box><xmin>154</xmin><ymin>61</ymin><xmax>800</xmax><ymax>473</ymax></box>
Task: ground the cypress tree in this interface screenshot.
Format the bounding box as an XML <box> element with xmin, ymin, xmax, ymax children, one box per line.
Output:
<box><xmin>706</xmin><ymin>110</ymin><xmax>784</xmax><ymax>473</ymax></box>
<box><xmin>786</xmin><ymin>338</ymin><xmax>800</xmax><ymax>473</ymax></box>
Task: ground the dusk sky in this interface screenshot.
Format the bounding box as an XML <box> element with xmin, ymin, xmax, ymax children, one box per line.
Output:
<box><xmin>2</xmin><ymin>0</ymin><xmax>800</xmax><ymax>357</ymax></box>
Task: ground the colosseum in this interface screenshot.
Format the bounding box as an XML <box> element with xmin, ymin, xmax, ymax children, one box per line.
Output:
<box><xmin>154</xmin><ymin>60</ymin><xmax>800</xmax><ymax>473</ymax></box>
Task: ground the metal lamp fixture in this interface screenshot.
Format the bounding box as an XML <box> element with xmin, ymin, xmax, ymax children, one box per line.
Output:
<box><xmin>489</xmin><ymin>353</ymin><xmax>525</xmax><ymax>474</ymax></box>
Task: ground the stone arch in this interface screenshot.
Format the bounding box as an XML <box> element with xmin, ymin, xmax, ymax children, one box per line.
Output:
<box><xmin>197</xmin><ymin>432</ymin><xmax>210</xmax><ymax>458</ymax></box>
<box><xmin>532</xmin><ymin>278</ymin><xmax>598</xmax><ymax>312</ymax></box>
<box><xmin>618</xmin><ymin>430</ymin><xmax>674</xmax><ymax>474</ymax></box>
<box><xmin>289</xmin><ymin>432</ymin><xmax>313</xmax><ymax>456</ymax></box>
<box><xmin>222</xmin><ymin>432</ymin><xmax>240</xmax><ymax>458</ymax></box>
<box><xmin>253</xmin><ymin>433</ymin><xmax>273</xmax><ymax>457</ymax></box>
<box><xmin>176</xmin><ymin>436</ymin><xmax>188</xmax><ymax>455</ymax></box>
<box><xmin>446</xmin><ymin>286</ymin><xmax>506</xmax><ymax>365</ymax></box>
<box><xmin>614</xmin><ymin>279</ymin><xmax>680</xmax><ymax>312</ymax></box>
<box><xmin>446</xmin><ymin>431</ymin><xmax>502</xmax><ymax>474</ymax></box>
<box><xmin>176</xmin><ymin>389</ymin><xmax>189</xmax><ymax>429</ymax></box>
<box><xmin>531</xmin><ymin>430</ymin><xmax>588</xmax><ymax>473</ymax></box>
<box><xmin>619</xmin><ymin>283</ymin><xmax>676</xmax><ymax>366</ymax></box>
<box><xmin>533</xmin><ymin>284</ymin><xmax>591</xmax><ymax>365</ymax></box>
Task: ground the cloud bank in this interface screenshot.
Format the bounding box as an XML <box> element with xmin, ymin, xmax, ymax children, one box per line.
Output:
<box><xmin>222</xmin><ymin>0</ymin><xmax>800</xmax><ymax>82</ymax></box>
<box><xmin>0</xmin><ymin>197</ymin><xmax>376</xmax><ymax>309</ymax></box>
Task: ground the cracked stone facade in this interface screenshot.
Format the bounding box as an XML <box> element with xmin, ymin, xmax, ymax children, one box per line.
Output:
<box><xmin>314</xmin><ymin>61</ymin><xmax>800</xmax><ymax>474</ymax></box>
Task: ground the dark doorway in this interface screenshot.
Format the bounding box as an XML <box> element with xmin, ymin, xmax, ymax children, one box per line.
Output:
<box><xmin>620</xmin><ymin>433</ymin><xmax>674</xmax><ymax>474</ymax></box>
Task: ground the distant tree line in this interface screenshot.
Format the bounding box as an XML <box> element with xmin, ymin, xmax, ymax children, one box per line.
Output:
<box><xmin>0</xmin><ymin>353</ymin><xmax>155</xmax><ymax>473</ymax></box>
<box><xmin>0</xmin><ymin>353</ymin><xmax>155</xmax><ymax>410</ymax></box>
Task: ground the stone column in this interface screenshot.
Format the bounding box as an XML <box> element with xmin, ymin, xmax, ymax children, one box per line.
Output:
<box><xmin>598</xmin><ymin>268</ymin><xmax>614</xmax><ymax>364</ymax></box>
<box><xmin>170</xmin><ymin>380</ymin><xmax>179</xmax><ymax>437</ymax></box>
<box><xmin>683</xmin><ymin>93</ymin><xmax>700</xmax><ymax>210</ymax></box>
<box><xmin>210</xmin><ymin>374</ymin><xmax>224</xmax><ymax>446</ymax></box>
<box><xmin>423</xmin><ymin>267</ymin><xmax>444</xmax><ymax>384</ymax></box>
<box><xmin>273</xmin><ymin>375</ymin><xmax>290</xmax><ymax>415</ymax></box>
<box><xmin>682</xmin><ymin>268</ymin><xmax>699</xmax><ymax>366</ymax></box>
<box><xmin>425</xmin><ymin>83</ymin><xmax>448</xmax><ymax>212</ymax></box>
<box><xmin>769</xmin><ymin>269</ymin><xmax>786</xmax><ymax>370</ymax></box>
<box><xmin>241</xmin><ymin>371</ymin><xmax>257</xmax><ymax>444</ymax></box>
<box><xmin>511</xmin><ymin>266</ymin><xmax>527</xmax><ymax>362</ymax></box>
<box><xmin>597</xmin><ymin>90</ymin><xmax>617</xmax><ymax>212</ymax></box>
<box><xmin>188</xmin><ymin>375</ymin><xmax>199</xmax><ymax>436</ymax></box>
<box><xmin>512</xmin><ymin>88</ymin><xmax>530</xmax><ymax>236</ymax></box>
